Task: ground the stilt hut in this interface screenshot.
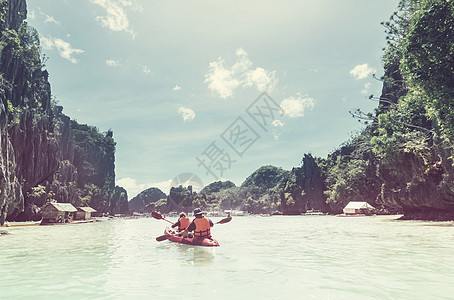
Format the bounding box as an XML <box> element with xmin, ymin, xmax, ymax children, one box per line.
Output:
<box><xmin>75</xmin><ymin>207</ymin><xmax>97</xmax><ymax>220</ymax></box>
<box><xmin>41</xmin><ymin>203</ymin><xmax>77</xmax><ymax>224</ymax></box>
<box><xmin>343</xmin><ymin>202</ymin><xmax>375</xmax><ymax>215</ymax></box>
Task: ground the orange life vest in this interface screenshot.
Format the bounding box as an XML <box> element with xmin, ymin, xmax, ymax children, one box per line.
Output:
<box><xmin>193</xmin><ymin>217</ymin><xmax>211</xmax><ymax>238</ymax></box>
<box><xmin>179</xmin><ymin>217</ymin><xmax>191</xmax><ymax>230</ymax></box>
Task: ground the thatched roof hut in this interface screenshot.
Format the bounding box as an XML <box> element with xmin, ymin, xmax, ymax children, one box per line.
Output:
<box><xmin>41</xmin><ymin>203</ymin><xmax>77</xmax><ymax>224</ymax></box>
<box><xmin>75</xmin><ymin>207</ymin><xmax>97</xmax><ymax>220</ymax></box>
<box><xmin>343</xmin><ymin>202</ymin><xmax>375</xmax><ymax>215</ymax></box>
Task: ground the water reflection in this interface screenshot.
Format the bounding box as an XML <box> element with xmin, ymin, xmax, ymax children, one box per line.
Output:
<box><xmin>176</xmin><ymin>245</ymin><xmax>216</xmax><ymax>266</ymax></box>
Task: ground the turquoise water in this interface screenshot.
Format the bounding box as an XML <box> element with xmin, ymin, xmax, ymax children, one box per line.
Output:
<box><xmin>1</xmin><ymin>215</ymin><xmax>454</xmax><ymax>299</ymax></box>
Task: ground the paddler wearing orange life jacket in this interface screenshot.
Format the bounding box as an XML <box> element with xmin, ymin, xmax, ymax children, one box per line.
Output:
<box><xmin>171</xmin><ymin>212</ymin><xmax>191</xmax><ymax>231</ymax></box>
<box><xmin>184</xmin><ymin>208</ymin><xmax>214</xmax><ymax>238</ymax></box>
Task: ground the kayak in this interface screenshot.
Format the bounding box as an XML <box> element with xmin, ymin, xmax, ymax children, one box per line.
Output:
<box><xmin>164</xmin><ymin>226</ymin><xmax>220</xmax><ymax>247</ymax></box>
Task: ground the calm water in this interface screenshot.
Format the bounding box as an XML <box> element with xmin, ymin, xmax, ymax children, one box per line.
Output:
<box><xmin>1</xmin><ymin>215</ymin><xmax>453</xmax><ymax>299</ymax></box>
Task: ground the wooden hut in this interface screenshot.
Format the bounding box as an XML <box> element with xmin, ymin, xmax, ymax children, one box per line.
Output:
<box><xmin>41</xmin><ymin>202</ymin><xmax>77</xmax><ymax>224</ymax></box>
<box><xmin>75</xmin><ymin>207</ymin><xmax>97</xmax><ymax>220</ymax></box>
<box><xmin>343</xmin><ymin>202</ymin><xmax>375</xmax><ymax>215</ymax></box>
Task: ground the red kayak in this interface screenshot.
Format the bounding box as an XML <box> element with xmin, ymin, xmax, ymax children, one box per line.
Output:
<box><xmin>164</xmin><ymin>226</ymin><xmax>220</xmax><ymax>247</ymax></box>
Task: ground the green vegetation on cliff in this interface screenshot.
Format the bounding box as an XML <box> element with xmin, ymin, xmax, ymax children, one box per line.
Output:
<box><xmin>0</xmin><ymin>0</ymin><xmax>127</xmax><ymax>223</ymax></box>
<box><xmin>150</xmin><ymin>0</ymin><xmax>454</xmax><ymax>219</ymax></box>
<box><xmin>322</xmin><ymin>0</ymin><xmax>454</xmax><ymax>219</ymax></box>
<box><xmin>129</xmin><ymin>187</ymin><xmax>166</xmax><ymax>213</ymax></box>
<box><xmin>71</xmin><ymin>122</ymin><xmax>117</xmax><ymax>212</ymax></box>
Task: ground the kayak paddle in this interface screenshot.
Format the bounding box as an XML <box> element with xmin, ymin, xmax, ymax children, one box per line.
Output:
<box><xmin>216</xmin><ymin>216</ymin><xmax>232</xmax><ymax>224</ymax></box>
<box><xmin>152</xmin><ymin>211</ymin><xmax>174</xmax><ymax>242</ymax></box>
<box><xmin>156</xmin><ymin>235</ymin><xmax>169</xmax><ymax>242</ymax></box>
<box><xmin>151</xmin><ymin>211</ymin><xmax>173</xmax><ymax>224</ymax></box>
<box><xmin>216</xmin><ymin>212</ymin><xmax>232</xmax><ymax>224</ymax></box>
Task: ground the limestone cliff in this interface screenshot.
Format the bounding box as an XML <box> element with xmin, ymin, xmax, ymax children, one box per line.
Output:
<box><xmin>111</xmin><ymin>186</ymin><xmax>129</xmax><ymax>215</ymax></box>
<box><xmin>129</xmin><ymin>187</ymin><xmax>166</xmax><ymax>213</ymax></box>
<box><xmin>0</xmin><ymin>0</ymin><xmax>126</xmax><ymax>224</ymax></box>
<box><xmin>165</xmin><ymin>185</ymin><xmax>194</xmax><ymax>213</ymax></box>
<box><xmin>300</xmin><ymin>154</ymin><xmax>329</xmax><ymax>212</ymax></box>
<box><xmin>371</xmin><ymin>0</ymin><xmax>454</xmax><ymax>219</ymax></box>
<box><xmin>280</xmin><ymin>155</ymin><xmax>329</xmax><ymax>214</ymax></box>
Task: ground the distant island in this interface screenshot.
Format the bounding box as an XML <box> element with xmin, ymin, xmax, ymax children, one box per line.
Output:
<box><xmin>1</xmin><ymin>0</ymin><xmax>454</xmax><ymax>223</ymax></box>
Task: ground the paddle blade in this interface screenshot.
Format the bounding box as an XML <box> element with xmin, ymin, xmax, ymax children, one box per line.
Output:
<box><xmin>152</xmin><ymin>211</ymin><xmax>164</xmax><ymax>220</ymax></box>
<box><xmin>216</xmin><ymin>216</ymin><xmax>232</xmax><ymax>224</ymax></box>
<box><xmin>156</xmin><ymin>235</ymin><xmax>169</xmax><ymax>242</ymax></box>
<box><xmin>152</xmin><ymin>211</ymin><xmax>174</xmax><ymax>224</ymax></box>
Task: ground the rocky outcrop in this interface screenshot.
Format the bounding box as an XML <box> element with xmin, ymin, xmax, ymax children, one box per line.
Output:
<box><xmin>111</xmin><ymin>186</ymin><xmax>129</xmax><ymax>215</ymax></box>
<box><xmin>377</xmin><ymin>141</ymin><xmax>454</xmax><ymax>219</ymax></box>
<box><xmin>165</xmin><ymin>186</ymin><xmax>193</xmax><ymax>213</ymax></box>
<box><xmin>0</xmin><ymin>0</ymin><xmax>124</xmax><ymax>224</ymax></box>
<box><xmin>300</xmin><ymin>154</ymin><xmax>329</xmax><ymax>212</ymax></box>
<box><xmin>1</xmin><ymin>0</ymin><xmax>57</xmax><ymax>223</ymax></box>
<box><xmin>280</xmin><ymin>155</ymin><xmax>329</xmax><ymax>215</ymax></box>
<box><xmin>280</xmin><ymin>167</ymin><xmax>304</xmax><ymax>215</ymax></box>
<box><xmin>6</xmin><ymin>0</ymin><xmax>26</xmax><ymax>31</ymax></box>
<box><xmin>129</xmin><ymin>187</ymin><xmax>166</xmax><ymax>213</ymax></box>
<box><xmin>200</xmin><ymin>181</ymin><xmax>235</xmax><ymax>194</ymax></box>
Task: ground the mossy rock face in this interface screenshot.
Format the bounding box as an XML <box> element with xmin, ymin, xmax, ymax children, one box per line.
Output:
<box><xmin>0</xmin><ymin>0</ymin><xmax>121</xmax><ymax>223</ymax></box>
<box><xmin>129</xmin><ymin>188</ymin><xmax>167</xmax><ymax>213</ymax></box>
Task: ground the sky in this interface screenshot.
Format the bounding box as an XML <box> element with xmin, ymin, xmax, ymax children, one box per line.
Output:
<box><xmin>26</xmin><ymin>0</ymin><xmax>399</xmax><ymax>199</ymax></box>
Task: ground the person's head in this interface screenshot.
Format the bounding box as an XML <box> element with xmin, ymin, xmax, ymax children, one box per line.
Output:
<box><xmin>179</xmin><ymin>212</ymin><xmax>187</xmax><ymax>218</ymax></box>
<box><xmin>193</xmin><ymin>208</ymin><xmax>203</xmax><ymax>217</ymax></box>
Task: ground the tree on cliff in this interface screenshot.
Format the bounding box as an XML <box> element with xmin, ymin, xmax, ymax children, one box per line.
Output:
<box><xmin>239</xmin><ymin>166</ymin><xmax>288</xmax><ymax>213</ymax></box>
<box><xmin>129</xmin><ymin>187</ymin><xmax>166</xmax><ymax>213</ymax></box>
<box><xmin>71</xmin><ymin>121</ymin><xmax>117</xmax><ymax>212</ymax></box>
<box><xmin>322</xmin><ymin>0</ymin><xmax>454</xmax><ymax>219</ymax></box>
<box><xmin>0</xmin><ymin>0</ymin><xmax>126</xmax><ymax>223</ymax></box>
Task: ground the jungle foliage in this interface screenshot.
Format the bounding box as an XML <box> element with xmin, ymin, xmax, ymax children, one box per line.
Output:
<box><xmin>320</xmin><ymin>0</ymin><xmax>454</xmax><ymax>212</ymax></box>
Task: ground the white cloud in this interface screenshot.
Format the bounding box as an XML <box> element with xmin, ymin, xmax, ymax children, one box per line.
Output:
<box><xmin>116</xmin><ymin>177</ymin><xmax>172</xmax><ymax>199</ymax></box>
<box><xmin>280</xmin><ymin>94</ymin><xmax>315</xmax><ymax>118</ymax></box>
<box><xmin>118</xmin><ymin>0</ymin><xmax>143</xmax><ymax>11</ymax></box>
<box><xmin>28</xmin><ymin>10</ymin><xmax>36</xmax><ymax>20</ymax></box>
<box><xmin>205</xmin><ymin>47</ymin><xmax>277</xmax><ymax>99</ymax></box>
<box><xmin>271</xmin><ymin>120</ymin><xmax>284</xmax><ymax>140</ymax></box>
<box><xmin>106</xmin><ymin>59</ymin><xmax>121</xmax><ymax>67</ymax></box>
<box><xmin>349</xmin><ymin>63</ymin><xmax>376</xmax><ymax>80</ymax></box>
<box><xmin>44</xmin><ymin>14</ymin><xmax>60</xmax><ymax>24</ymax></box>
<box><xmin>361</xmin><ymin>82</ymin><xmax>372</xmax><ymax>94</ymax></box>
<box><xmin>141</xmin><ymin>65</ymin><xmax>151</xmax><ymax>74</ymax></box>
<box><xmin>272</xmin><ymin>120</ymin><xmax>284</xmax><ymax>127</ymax></box>
<box><xmin>40</xmin><ymin>36</ymin><xmax>84</xmax><ymax>64</ymax></box>
<box><xmin>173</xmin><ymin>85</ymin><xmax>182</xmax><ymax>91</ymax></box>
<box><xmin>35</xmin><ymin>9</ymin><xmax>59</xmax><ymax>24</ymax></box>
<box><xmin>244</xmin><ymin>67</ymin><xmax>277</xmax><ymax>92</ymax></box>
<box><xmin>90</xmin><ymin>0</ymin><xmax>136</xmax><ymax>38</ymax></box>
<box><xmin>177</xmin><ymin>107</ymin><xmax>195</xmax><ymax>122</ymax></box>
<box><xmin>205</xmin><ymin>58</ymin><xmax>241</xmax><ymax>99</ymax></box>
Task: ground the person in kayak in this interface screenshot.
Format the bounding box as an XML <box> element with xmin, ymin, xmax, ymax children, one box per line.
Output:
<box><xmin>171</xmin><ymin>212</ymin><xmax>191</xmax><ymax>231</ymax></box>
<box><xmin>183</xmin><ymin>208</ymin><xmax>214</xmax><ymax>238</ymax></box>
